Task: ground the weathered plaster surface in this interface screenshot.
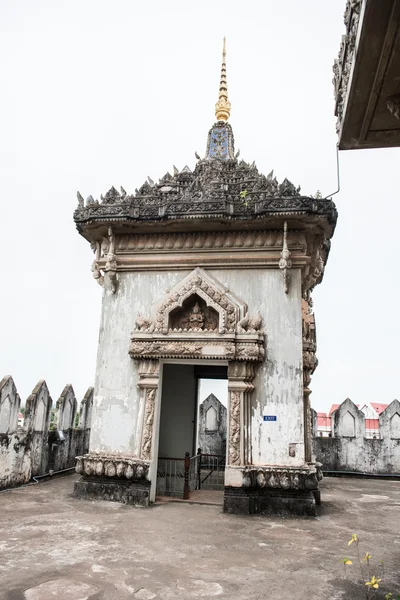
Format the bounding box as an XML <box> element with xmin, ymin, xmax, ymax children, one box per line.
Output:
<box><xmin>0</xmin><ymin>431</ymin><xmax>31</xmax><ymax>489</ymax></box>
<box><xmin>209</xmin><ymin>268</ymin><xmax>304</xmax><ymax>467</ymax></box>
<box><xmin>0</xmin><ymin>377</ymin><xmax>92</xmax><ymax>490</ymax></box>
<box><xmin>90</xmin><ymin>271</ymin><xmax>190</xmax><ymax>454</ymax></box>
<box><xmin>92</xmin><ymin>267</ymin><xmax>304</xmax><ymax>471</ymax></box>
<box><xmin>314</xmin><ymin>399</ymin><xmax>400</xmax><ymax>474</ymax></box>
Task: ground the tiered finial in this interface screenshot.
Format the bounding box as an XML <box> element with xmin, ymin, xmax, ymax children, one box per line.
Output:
<box><xmin>215</xmin><ymin>37</ymin><xmax>231</xmax><ymax>122</ymax></box>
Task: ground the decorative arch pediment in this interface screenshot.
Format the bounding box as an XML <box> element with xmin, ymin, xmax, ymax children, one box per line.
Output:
<box><xmin>129</xmin><ymin>268</ymin><xmax>265</xmax><ymax>362</ymax></box>
<box><xmin>153</xmin><ymin>268</ymin><xmax>246</xmax><ymax>334</ymax></box>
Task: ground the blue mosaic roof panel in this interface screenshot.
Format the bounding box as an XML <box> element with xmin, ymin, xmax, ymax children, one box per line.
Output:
<box><xmin>207</xmin><ymin>126</ymin><xmax>229</xmax><ymax>159</ymax></box>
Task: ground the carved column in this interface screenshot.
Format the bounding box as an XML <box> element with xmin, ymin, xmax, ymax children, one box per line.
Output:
<box><xmin>302</xmin><ymin>298</ymin><xmax>318</xmax><ymax>464</ymax></box>
<box><xmin>137</xmin><ymin>360</ymin><xmax>160</xmax><ymax>461</ymax></box>
<box><xmin>227</xmin><ymin>362</ymin><xmax>255</xmax><ymax>466</ymax></box>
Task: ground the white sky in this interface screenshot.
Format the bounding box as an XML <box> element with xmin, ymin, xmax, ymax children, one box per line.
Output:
<box><xmin>1</xmin><ymin>1</ymin><xmax>399</xmax><ymax>413</ymax></box>
<box><xmin>198</xmin><ymin>380</ymin><xmax>228</xmax><ymax>408</ymax></box>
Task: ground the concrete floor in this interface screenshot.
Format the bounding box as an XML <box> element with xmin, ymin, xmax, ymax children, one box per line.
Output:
<box><xmin>1</xmin><ymin>475</ymin><xmax>400</xmax><ymax>600</ymax></box>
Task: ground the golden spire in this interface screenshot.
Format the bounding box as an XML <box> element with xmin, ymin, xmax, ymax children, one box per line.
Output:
<box><xmin>215</xmin><ymin>37</ymin><xmax>231</xmax><ymax>122</ymax></box>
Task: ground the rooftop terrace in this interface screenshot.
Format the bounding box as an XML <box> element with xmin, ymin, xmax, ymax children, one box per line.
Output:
<box><xmin>1</xmin><ymin>475</ymin><xmax>399</xmax><ymax>599</ymax></box>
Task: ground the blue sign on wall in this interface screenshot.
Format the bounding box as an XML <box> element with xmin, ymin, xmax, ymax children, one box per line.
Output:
<box><xmin>263</xmin><ymin>415</ymin><xmax>277</xmax><ymax>422</ymax></box>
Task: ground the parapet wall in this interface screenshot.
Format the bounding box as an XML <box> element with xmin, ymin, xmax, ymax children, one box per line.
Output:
<box><xmin>313</xmin><ymin>398</ymin><xmax>400</xmax><ymax>474</ymax></box>
<box><xmin>0</xmin><ymin>375</ymin><xmax>93</xmax><ymax>490</ymax></box>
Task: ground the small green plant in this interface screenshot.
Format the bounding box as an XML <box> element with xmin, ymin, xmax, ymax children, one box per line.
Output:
<box><xmin>239</xmin><ymin>189</ymin><xmax>249</xmax><ymax>206</ymax></box>
<box><xmin>342</xmin><ymin>534</ymin><xmax>399</xmax><ymax>599</ymax></box>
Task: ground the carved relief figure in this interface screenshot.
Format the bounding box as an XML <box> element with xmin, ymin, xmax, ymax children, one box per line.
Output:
<box><xmin>169</xmin><ymin>294</ymin><xmax>219</xmax><ymax>332</ymax></box>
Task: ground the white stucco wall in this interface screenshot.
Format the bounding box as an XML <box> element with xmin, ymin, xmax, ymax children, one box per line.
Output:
<box><xmin>90</xmin><ymin>271</ymin><xmax>190</xmax><ymax>454</ymax></box>
<box><xmin>208</xmin><ymin>268</ymin><xmax>304</xmax><ymax>467</ymax></box>
<box><xmin>91</xmin><ymin>267</ymin><xmax>304</xmax><ymax>467</ymax></box>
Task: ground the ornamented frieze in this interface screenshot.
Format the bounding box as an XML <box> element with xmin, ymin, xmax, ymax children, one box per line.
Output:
<box><xmin>114</xmin><ymin>230</ymin><xmax>308</xmax><ymax>254</ymax></box>
<box><xmin>129</xmin><ymin>338</ymin><xmax>265</xmax><ymax>362</ymax></box>
<box><xmin>75</xmin><ymin>453</ymin><xmax>150</xmax><ymax>481</ymax></box>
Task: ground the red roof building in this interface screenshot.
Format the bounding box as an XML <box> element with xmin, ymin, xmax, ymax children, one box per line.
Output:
<box><xmin>370</xmin><ymin>403</ymin><xmax>388</xmax><ymax>416</ymax></box>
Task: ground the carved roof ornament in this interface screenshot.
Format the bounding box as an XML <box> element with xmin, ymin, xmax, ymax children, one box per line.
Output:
<box><xmin>215</xmin><ymin>37</ymin><xmax>231</xmax><ymax>122</ymax></box>
<box><xmin>73</xmin><ymin>156</ymin><xmax>332</xmax><ymax>228</ymax></box>
<box><xmin>279</xmin><ymin>221</ymin><xmax>292</xmax><ymax>294</ymax></box>
<box><xmin>73</xmin><ymin>40</ymin><xmax>337</xmax><ymax>290</ymax></box>
<box><xmin>73</xmin><ymin>35</ymin><xmax>338</xmax><ymax>231</ymax></box>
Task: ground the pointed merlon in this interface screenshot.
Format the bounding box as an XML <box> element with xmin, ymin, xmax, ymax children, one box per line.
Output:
<box><xmin>195</xmin><ymin>151</ymin><xmax>201</xmax><ymax>160</ymax></box>
<box><xmin>215</xmin><ymin>37</ymin><xmax>231</xmax><ymax>122</ymax></box>
<box><xmin>77</xmin><ymin>191</ymin><xmax>84</xmax><ymax>207</ymax></box>
<box><xmin>173</xmin><ymin>165</ymin><xmax>179</xmax><ymax>176</ymax></box>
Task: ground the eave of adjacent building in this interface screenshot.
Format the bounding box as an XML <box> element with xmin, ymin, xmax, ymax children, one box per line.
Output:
<box><xmin>338</xmin><ymin>0</ymin><xmax>400</xmax><ymax>150</ymax></box>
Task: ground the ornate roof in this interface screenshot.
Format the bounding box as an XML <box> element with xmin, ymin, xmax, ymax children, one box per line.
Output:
<box><xmin>74</xmin><ymin>121</ymin><xmax>337</xmax><ymax>234</ymax></box>
<box><xmin>74</xmin><ymin>39</ymin><xmax>337</xmax><ymax>237</ymax></box>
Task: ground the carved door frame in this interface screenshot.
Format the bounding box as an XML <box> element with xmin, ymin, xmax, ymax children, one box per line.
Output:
<box><xmin>137</xmin><ymin>357</ymin><xmax>255</xmax><ymax>502</ymax></box>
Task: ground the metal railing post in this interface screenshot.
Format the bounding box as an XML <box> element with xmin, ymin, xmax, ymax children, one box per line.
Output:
<box><xmin>183</xmin><ymin>452</ymin><xmax>190</xmax><ymax>500</ymax></box>
<box><xmin>197</xmin><ymin>447</ymin><xmax>202</xmax><ymax>490</ymax></box>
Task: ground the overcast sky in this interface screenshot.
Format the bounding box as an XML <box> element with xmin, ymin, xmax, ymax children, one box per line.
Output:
<box><xmin>1</xmin><ymin>1</ymin><xmax>399</xmax><ymax>413</ymax></box>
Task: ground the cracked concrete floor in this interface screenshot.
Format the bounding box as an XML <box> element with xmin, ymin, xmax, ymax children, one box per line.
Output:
<box><xmin>0</xmin><ymin>475</ymin><xmax>400</xmax><ymax>599</ymax></box>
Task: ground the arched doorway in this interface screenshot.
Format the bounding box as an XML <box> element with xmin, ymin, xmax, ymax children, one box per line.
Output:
<box><xmin>155</xmin><ymin>362</ymin><xmax>228</xmax><ymax>501</ymax></box>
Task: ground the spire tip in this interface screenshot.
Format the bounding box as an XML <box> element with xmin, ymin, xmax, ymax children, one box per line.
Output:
<box><xmin>215</xmin><ymin>37</ymin><xmax>231</xmax><ymax>122</ymax></box>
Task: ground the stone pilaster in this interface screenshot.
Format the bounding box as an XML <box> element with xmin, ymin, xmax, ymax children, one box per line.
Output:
<box><xmin>302</xmin><ymin>297</ymin><xmax>318</xmax><ymax>465</ymax></box>
<box><xmin>224</xmin><ymin>355</ymin><xmax>321</xmax><ymax>517</ymax></box>
<box><xmin>227</xmin><ymin>362</ymin><xmax>255</xmax><ymax>466</ymax></box>
<box><xmin>137</xmin><ymin>360</ymin><xmax>160</xmax><ymax>461</ymax></box>
<box><xmin>73</xmin><ymin>360</ymin><xmax>160</xmax><ymax>507</ymax></box>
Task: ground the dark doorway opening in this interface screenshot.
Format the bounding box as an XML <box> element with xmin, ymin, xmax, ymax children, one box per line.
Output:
<box><xmin>156</xmin><ymin>364</ymin><xmax>228</xmax><ymax>500</ymax></box>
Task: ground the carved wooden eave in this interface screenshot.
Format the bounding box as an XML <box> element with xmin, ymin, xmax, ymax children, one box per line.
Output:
<box><xmin>129</xmin><ymin>268</ymin><xmax>266</xmax><ymax>362</ymax></box>
<box><xmin>333</xmin><ymin>0</ymin><xmax>400</xmax><ymax>150</ymax></box>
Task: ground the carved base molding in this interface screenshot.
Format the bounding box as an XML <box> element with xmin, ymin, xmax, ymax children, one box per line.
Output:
<box><xmin>223</xmin><ymin>464</ymin><xmax>321</xmax><ymax>515</ymax></box>
<box><xmin>223</xmin><ymin>486</ymin><xmax>317</xmax><ymax>517</ymax></box>
<box><xmin>75</xmin><ymin>453</ymin><xmax>150</xmax><ymax>481</ymax></box>
<box><xmin>74</xmin><ymin>480</ymin><xmax>150</xmax><ymax>506</ymax></box>
<box><xmin>241</xmin><ymin>465</ymin><xmax>322</xmax><ymax>491</ymax></box>
<box><xmin>74</xmin><ymin>453</ymin><xmax>151</xmax><ymax>506</ymax></box>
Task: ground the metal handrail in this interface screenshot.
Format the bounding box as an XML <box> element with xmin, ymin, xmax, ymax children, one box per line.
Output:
<box><xmin>157</xmin><ymin>450</ymin><xmax>226</xmax><ymax>499</ymax></box>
